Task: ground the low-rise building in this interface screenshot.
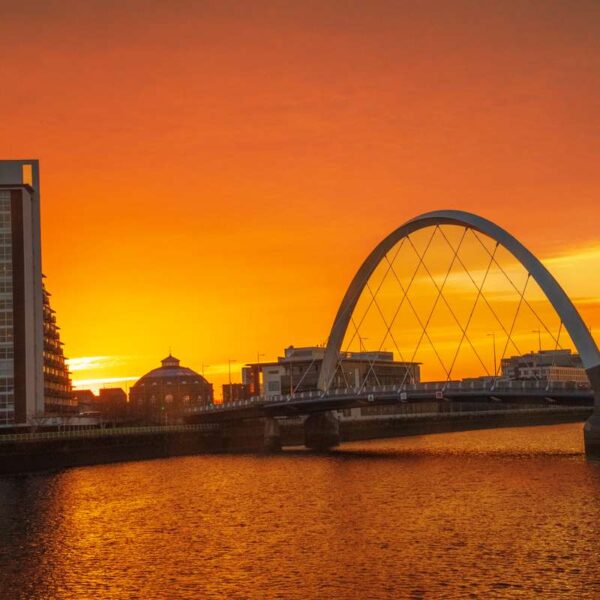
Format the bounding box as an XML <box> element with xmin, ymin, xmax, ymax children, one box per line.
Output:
<box><xmin>244</xmin><ymin>345</ymin><xmax>421</xmax><ymax>399</ymax></box>
<box><xmin>129</xmin><ymin>355</ymin><xmax>213</xmax><ymax>423</ymax></box>
<box><xmin>98</xmin><ymin>387</ymin><xmax>128</xmax><ymax>418</ymax></box>
<box><xmin>72</xmin><ymin>389</ymin><xmax>98</xmax><ymax>413</ymax></box>
<box><xmin>222</xmin><ymin>383</ymin><xmax>250</xmax><ymax>403</ymax></box>
<box><xmin>501</xmin><ymin>349</ymin><xmax>589</xmax><ymax>386</ymax></box>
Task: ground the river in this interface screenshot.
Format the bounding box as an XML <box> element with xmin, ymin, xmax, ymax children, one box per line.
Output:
<box><xmin>1</xmin><ymin>423</ymin><xmax>599</xmax><ymax>599</ymax></box>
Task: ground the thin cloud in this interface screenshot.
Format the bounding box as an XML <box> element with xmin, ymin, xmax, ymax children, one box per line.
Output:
<box><xmin>72</xmin><ymin>376</ymin><xmax>139</xmax><ymax>394</ymax></box>
<box><xmin>67</xmin><ymin>355</ymin><xmax>132</xmax><ymax>372</ymax></box>
<box><xmin>544</xmin><ymin>244</ymin><xmax>600</xmax><ymax>267</ymax></box>
<box><xmin>204</xmin><ymin>361</ymin><xmax>245</xmax><ymax>375</ymax></box>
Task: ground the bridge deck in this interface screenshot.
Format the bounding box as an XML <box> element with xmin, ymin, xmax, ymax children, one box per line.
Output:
<box><xmin>188</xmin><ymin>384</ymin><xmax>593</xmax><ymax>422</ymax></box>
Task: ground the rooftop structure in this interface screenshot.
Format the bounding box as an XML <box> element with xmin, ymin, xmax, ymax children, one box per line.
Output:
<box><xmin>129</xmin><ymin>355</ymin><xmax>213</xmax><ymax>423</ymax></box>
<box><xmin>501</xmin><ymin>349</ymin><xmax>588</xmax><ymax>385</ymax></box>
<box><xmin>222</xmin><ymin>383</ymin><xmax>250</xmax><ymax>403</ymax></box>
<box><xmin>243</xmin><ymin>345</ymin><xmax>421</xmax><ymax>399</ymax></box>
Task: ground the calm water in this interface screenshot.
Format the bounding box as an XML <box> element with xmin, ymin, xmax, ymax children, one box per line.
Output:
<box><xmin>1</xmin><ymin>424</ymin><xmax>600</xmax><ymax>599</ymax></box>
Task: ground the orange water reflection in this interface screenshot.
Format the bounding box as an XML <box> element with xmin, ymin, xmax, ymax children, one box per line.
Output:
<box><xmin>1</xmin><ymin>423</ymin><xmax>599</xmax><ymax>598</ymax></box>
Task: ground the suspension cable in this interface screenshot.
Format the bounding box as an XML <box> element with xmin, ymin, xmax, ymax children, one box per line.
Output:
<box><xmin>365</xmin><ymin>226</ymin><xmax>466</xmax><ymax>387</ymax></box>
<box><xmin>342</xmin><ymin>239</ymin><xmax>407</xmax><ymax>352</ymax></box>
<box><xmin>405</xmin><ymin>230</ymin><xmax>491</xmax><ymax>378</ymax></box>
<box><xmin>471</xmin><ymin>230</ymin><xmax>563</xmax><ymax>349</ymax></box>
<box><xmin>498</xmin><ymin>273</ymin><xmax>531</xmax><ymax>369</ymax></box>
<box><xmin>436</xmin><ymin>227</ymin><xmax>524</xmax><ymax>357</ymax></box>
<box><xmin>444</xmin><ymin>241</ymin><xmax>499</xmax><ymax>384</ymax></box>
<box><xmin>328</xmin><ymin>229</ymin><xmax>437</xmax><ymax>393</ymax></box>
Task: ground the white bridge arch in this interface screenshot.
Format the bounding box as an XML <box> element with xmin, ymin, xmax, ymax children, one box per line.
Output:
<box><xmin>317</xmin><ymin>210</ymin><xmax>600</xmax><ymax>408</ymax></box>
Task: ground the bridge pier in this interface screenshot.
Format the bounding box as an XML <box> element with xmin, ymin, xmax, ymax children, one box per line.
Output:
<box><xmin>584</xmin><ymin>366</ymin><xmax>600</xmax><ymax>459</ymax></box>
<box><xmin>264</xmin><ymin>417</ymin><xmax>282</xmax><ymax>452</ymax></box>
<box><xmin>304</xmin><ymin>411</ymin><xmax>340</xmax><ymax>451</ymax></box>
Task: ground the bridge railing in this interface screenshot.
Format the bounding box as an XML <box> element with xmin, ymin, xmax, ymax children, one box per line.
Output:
<box><xmin>0</xmin><ymin>423</ymin><xmax>220</xmax><ymax>445</ymax></box>
<box><xmin>188</xmin><ymin>379</ymin><xmax>591</xmax><ymax>414</ymax></box>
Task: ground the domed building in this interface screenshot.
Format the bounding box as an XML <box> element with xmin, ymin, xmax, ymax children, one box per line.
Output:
<box><xmin>129</xmin><ymin>355</ymin><xmax>213</xmax><ymax>423</ymax></box>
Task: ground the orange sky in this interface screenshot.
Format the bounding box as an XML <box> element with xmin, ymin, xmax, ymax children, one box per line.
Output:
<box><xmin>1</xmin><ymin>1</ymin><xmax>598</xmax><ymax>394</ymax></box>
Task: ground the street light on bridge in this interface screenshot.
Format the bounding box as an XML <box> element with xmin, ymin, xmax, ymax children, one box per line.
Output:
<box><xmin>487</xmin><ymin>332</ymin><xmax>497</xmax><ymax>376</ymax></box>
<box><xmin>358</xmin><ymin>336</ymin><xmax>369</xmax><ymax>352</ymax></box>
<box><xmin>532</xmin><ymin>329</ymin><xmax>542</xmax><ymax>352</ymax></box>
<box><xmin>227</xmin><ymin>359</ymin><xmax>236</xmax><ymax>386</ymax></box>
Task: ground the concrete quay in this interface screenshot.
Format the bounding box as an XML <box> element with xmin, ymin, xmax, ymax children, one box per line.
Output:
<box><xmin>0</xmin><ymin>406</ymin><xmax>592</xmax><ymax>475</ymax></box>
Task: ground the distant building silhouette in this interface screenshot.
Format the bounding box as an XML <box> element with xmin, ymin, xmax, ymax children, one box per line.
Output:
<box><xmin>501</xmin><ymin>349</ymin><xmax>589</xmax><ymax>385</ymax></box>
<box><xmin>243</xmin><ymin>345</ymin><xmax>421</xmax><ymax>399</ymax></box>
<box><xmin>72</xmin><ymin>387</ymin><xmax>128</xmax><ymax>420</ymax></box>
<box><xmin>82</xmin><ymin>387</ymin><xmax>127</xmax><ymax>420</ymax></box>
<box><xmin>222</xmin><ymin>383</ymin><xmax>250</xmax><ymax>403</ymax></box>
<box><xmin>72</xmin><ymin>389</ymin><xmax>97</xmax><ymax>412</ymax></box>
<box><xmin>99</xmin><ymin>387</ymin><xmax>127</xmax><ymax>406</ymax></box>
<box><xmin>129</xmin><ymin>355</ymin><xmax>213</xmax><ymax>423</ymax></box>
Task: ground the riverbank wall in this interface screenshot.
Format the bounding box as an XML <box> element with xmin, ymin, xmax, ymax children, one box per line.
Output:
<box><xmin>0</xmin><ymin>426</ymin><xmax>223</xmax><ymax>475</ymax></box>
<box><xmin>338</xmin><ymin>407</ymin><xmax>592</xmax><ymax>443</ymax></box>
<box><xmin>0</xmin><ymin>407</ymin><xmax>591</xmax><ymax>475</ymax></box>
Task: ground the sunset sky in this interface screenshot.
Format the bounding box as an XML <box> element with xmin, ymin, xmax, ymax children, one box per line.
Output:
<box><xmin>1</xmin><ymin>1</ymin><xmax>598</xmax><ymax>395</ymax></box>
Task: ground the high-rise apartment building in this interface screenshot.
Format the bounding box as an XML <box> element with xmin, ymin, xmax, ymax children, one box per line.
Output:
<box><xmin>43</xmin><ymin>283</ymin><xmax>74</xmax><ymax>413</ymax></box>
<box><xmin>0</xmin><ymin>160</ymin><xmax>72</xmax><ymax>425</ymax></box>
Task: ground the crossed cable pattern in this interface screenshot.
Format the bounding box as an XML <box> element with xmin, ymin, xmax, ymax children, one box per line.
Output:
<box><xmin>332</xmin><ymin>225</ymin><xmax>566</xmax><ymax>395</ymax></box>
<box><xmin>471</xmin><ymin>230</ymin><xmax>564</xmax><ymax>350</ymax></box>
<box><xmin>338</xmin><ymin>228</ymin><xmax>443</xmax><ymax>393</ymax></box>
<box><xmin>330</xmin><ymin>230</ymin><xmax>436</xmax><ymax>392</ymax></box>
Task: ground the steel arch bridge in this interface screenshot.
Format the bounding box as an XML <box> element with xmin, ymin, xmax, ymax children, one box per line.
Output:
<box><xmin>318</xmin><ymin>210</ymin><xmax>600</xmax><ymax>394</ymax></box>
<box><xmin>193</xmin><ymin>210</ymin><xmax>600</xmax><ymax>456</ymax></box>
<box><xmin>315</xmin><ymin>209</ymin><xmax>600</xmax><ymax>455</ymax></box>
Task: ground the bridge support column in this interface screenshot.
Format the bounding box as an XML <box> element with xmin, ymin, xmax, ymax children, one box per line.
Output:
<box><xmin>264</xmin><ymin>417</ymin><xmax>282</xmax><ymax>452</ymax></box>
<box><xmin>584</xmin><ymin>365</ymin><xmax>600</xmax><ymax>459</ymax></box>
<box><xmin>304</xmin><ymin>411</ymin><xmax>340</xmax><ymax>451</ymax></box>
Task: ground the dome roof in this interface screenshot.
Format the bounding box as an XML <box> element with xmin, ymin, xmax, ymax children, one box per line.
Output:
<box><xmin>133</xmin><ymin>355</ymin><xmax>210</xmax><ymax>386</ymax></box>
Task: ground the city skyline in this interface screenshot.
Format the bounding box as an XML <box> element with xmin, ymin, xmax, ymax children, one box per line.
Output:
<box><xmin>2</xmin><ymin>4</ymin><xmax>600</xmax><ymax>598</ymax></box>
<box><xmin>67</xmin><ymin>237</ymin><xmax>599</xmax><ymax>396</ymax></box>
<box><xmin>2</xmin><ymin>1</ymin><xmax>599</xmax><ymax>393</ymax></box>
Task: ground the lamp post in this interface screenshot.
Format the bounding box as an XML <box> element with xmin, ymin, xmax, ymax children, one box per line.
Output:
<box><xmin>228</xmin><ymin>359</ymin><xmax>236</xmax><ymax>386</ymax></box>
<box><xmin>532</xmin><ymin>329</ymin><xmax>542</xmax><ymax>352</ymax></box>
<box><xmin>487</xmin><ymin>333</ymin><xmax>497</xmax><ymax>376</ymax></box>
<box><xmin>256</xmin><ymin>352</ymin><xmax>265</xmax><ymax>397</ymax></box>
